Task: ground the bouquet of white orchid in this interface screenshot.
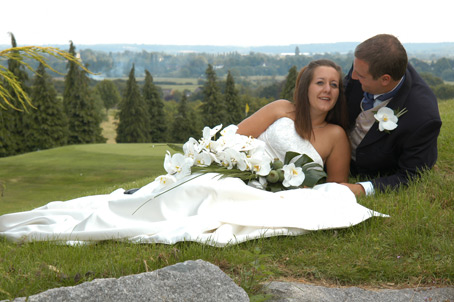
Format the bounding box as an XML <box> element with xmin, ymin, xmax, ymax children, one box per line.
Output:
<box><xmin>155</xmin><ymin>124</ymin><xmax>327</xmax><ymax>193</ymax></box>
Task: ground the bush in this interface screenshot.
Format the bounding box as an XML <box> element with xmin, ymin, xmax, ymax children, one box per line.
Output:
<box><xmin>433</xmin><ymin>84</ymin><xmax>454</xmax><ymax>100</ymax></box>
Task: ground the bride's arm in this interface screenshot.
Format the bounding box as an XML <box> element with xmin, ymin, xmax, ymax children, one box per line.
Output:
<box><xmin>237</xmin><ymin>99</ymin><xmax>294</xmax><ymax>137</ymax></box>
<box><xmin>325</xmin><ymin>126</ymin><xmax>351</xmax><ymax>183</ymax></box>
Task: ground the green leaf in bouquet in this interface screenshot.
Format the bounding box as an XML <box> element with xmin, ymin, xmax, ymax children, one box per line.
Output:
<box><xmin>302</xmin><ymin>168</ymin><xmax>327</xmax><ymax>188</ymax></box>
<box><xmin>301</xmin><ymin>162</ymin><xmax>325</xmax><ymax>172</ymax></box>
<box><xmin>294</xmin><ymin>154</ymin><xmax>314</xmax><ymax>167</ymax></box>
<box><xmin>266</xmin><ymin>182</ymin><xmax>286</xmax><ymax>192</ymax></box>
<box><xmin>167</xmin><ymin>143</ymin><xmax>184</xmax><ymax>153</ymax></box>
<box><xmin>284</xmin><ymin>151</ymin><xmax>301</xmax><ymax>165</ymax></box>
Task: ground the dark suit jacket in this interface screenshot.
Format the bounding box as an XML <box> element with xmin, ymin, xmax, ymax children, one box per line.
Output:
<box><xmin>344</xmin><ymin>64</ymin><xmax>442</xmax><ymax>192</ymax></box>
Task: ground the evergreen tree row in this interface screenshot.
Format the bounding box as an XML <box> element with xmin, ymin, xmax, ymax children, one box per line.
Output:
<box><xmin>117</xmin><ymin>63</ymin><xmax>245</xmax><ymax>144</ymax></box>
<box><xmin>1</xmin><ymin>35</ymin><xmax>298</xmax><ymax>157</ymax></box>
<box><xmin>116</xmin><ymin>65</ymin><xmax>167</xmax><ymax>143</ymax></box>
<box><xmin>0</xmin><ymin>38</ymin><xmax>105</xmax><ymax>157</ymax></box>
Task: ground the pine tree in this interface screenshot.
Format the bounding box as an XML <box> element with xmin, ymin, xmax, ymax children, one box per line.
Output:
<box><xmin>116</xmin><ymin>65</ymin><xmax>151</xmax><ymax>143</ymax></box>
<box><xmin>96</xmin><ymin>79</ymin><xmax>120</xmax><ymax>113</ymax></box>
<box><xmin>0</xmin><ymin>33</ymin><xmax>30</xmax><ymax>157</ymax></box>
<box><xmin>171</xmin><ymin>94</ymin><xmax>195</xmax><ymax>143</ymax></box>
<box><xmin>201</xmin><ymin>64</ymin><xmax>225</xmax><ymax>127</ymax></box>
<box><xmin>295</xmin><ymin>46</ymin><xmax>300</xmax><ymax>56</ymax></box>
<box><xmin>280</xmin><ymin>65</ymin><xmax>298</xmax><ymax>102</ymax></box>
<box><xmin>63</xmin><ymin>41</ymin><xmax>78</xmax><ymax>115</ymax></box>
<box><xmin>143</xmin><ymin>70</ymin><xmax>166</xmax><ymax>142</ymax></box>
<box><xmin>224</xmin><ymin>71</ymin><xmax>243</xmax><ymax>125</ymax></box>
<box><xmin>64</xmin><ymin>41</ymin><xmax>105</xmax><ymax>144</ymax></box>
<box><xmin>25</xmin><ymin>63</ymin><xmax>68</xmax><ymax>151</ymax></box>
<box><xmin>0</xmin><ymin>109</ymin><xmax>16</xmax><ymax>157</ymax></box>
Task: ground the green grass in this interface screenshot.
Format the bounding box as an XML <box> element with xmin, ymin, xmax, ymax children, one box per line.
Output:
<box><xmin>119</xmin><ymin>77</ymin><xmax>202</xmax><ymax>92</ymax></box>
<box><xmin>0</xmin><ymin>143</ymin><xmax>168</xmax><ymax>215</ymax></box>
<box><xmin>1</xmin><ymin>101</ymin><xmax>454</xmax><ymax>300</ymax></box>
<box><xmin>154</xmin><ymin>77</ymin><xmax>201</xmax><ymax>92</ymax></box>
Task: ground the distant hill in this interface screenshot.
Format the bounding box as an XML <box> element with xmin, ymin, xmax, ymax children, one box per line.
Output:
<box><xmin>1</xmin><ymin>42</ymin><xmax>454</xmax><ymax>57</ymax></box>
<box><xmin>61</xmin><ymin>42</ymin><xmax>361</xmax><ymax>55</ymax></box>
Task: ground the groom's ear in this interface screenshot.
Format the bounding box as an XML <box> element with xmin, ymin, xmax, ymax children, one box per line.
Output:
<box><xmin>380</xmin><ymin>74</ymin><xmax>392</xmax><ymax>87</ymax></box>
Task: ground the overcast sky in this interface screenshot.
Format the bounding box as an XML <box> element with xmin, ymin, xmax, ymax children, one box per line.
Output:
<box><xmin>1</xmin><ymin>0</ymin><xmax>452</xmax><ymax>47</ymax></box>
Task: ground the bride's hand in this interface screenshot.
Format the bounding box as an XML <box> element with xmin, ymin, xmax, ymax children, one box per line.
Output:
<box><xmin>341</xmin><ymin>183</ymin><xmax>365</xmax><ymax>196</ymax></box>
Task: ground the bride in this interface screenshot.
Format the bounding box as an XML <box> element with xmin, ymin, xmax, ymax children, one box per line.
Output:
<box><xmin>0</xmin><ymin>59</ymin><xmax>387</xmax><ymax>246</ymax></box>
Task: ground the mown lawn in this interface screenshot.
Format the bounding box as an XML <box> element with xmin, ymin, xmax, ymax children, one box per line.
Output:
<box><xmin>0</xmin><ymin>143</ymin><xmax>167</xmax><ymax>215</ymax></box>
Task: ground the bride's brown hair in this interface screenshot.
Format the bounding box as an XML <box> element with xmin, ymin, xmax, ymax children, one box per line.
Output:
<box><xmin>293</xmin><ymin>59</ymin><xmax>348</xmax><ymax>140</ymax></box>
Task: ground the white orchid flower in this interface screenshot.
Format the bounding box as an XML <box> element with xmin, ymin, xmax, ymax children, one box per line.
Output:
<box><xmin>183</xmin><ymin>137</ymin><xmax>201</xmax><ymax>159</ymax></box>
<box><xmin>194</xmin><ymin>151</ymin><xmax>212</xmax><ymax>167</ymax></box>
<box><xmin>246</xmin><ymin>139</ymin><xmax>268</xmax><ymax>157</ymax></box>
<box><xmin>247</xmin><ymin>176</ymin><xmax>267</xmax><ymax>190</ymax></box>
<box><xmin>216</xmin><ymin>150</ymin><xmax>233</xmax><ymax>169</ymax></box>
<box><xmin>234</xmin><ymin>150</ymin><xmax>249</xmax><ymax>171</ymax></box>
<box><xmin>199</xmin><ymin>137</ymin><xmax>212</xmax><ymax>151</ymax></box>
<box><xmin>202</xmin><ymin>124</ymin><xmax>223</xmax><ymax>140</ymax></box>
<box><xmin>240</xmin><ymin>135</ymin><xmax>261</xmax><ymax>152</ymax></box>
<box><xmin>208</xmin><ymin>139</ymin><xmax>223</xmax><ymax>153</ymax></box>
<box><xmin>154</xmin><ymin>174</ymin><xmax>177</xmax><ymax>188</ymax></box>
<box><xmin>220</xmin><ymin>124</ymin><xmax>238</xmax><ymax>137</ymax></box>
<box><xmin>218</xmin><ymin>148</ymin><xmax>248</xmax><ymax>170</ymax></box>
<box><xmin>259</xmin><ymin>176</ymin><xmax>268</xmax><ymax>187</ymax></box>
<box><xmin>163</xmin><ymin>151</ymin><xmax>194</xmax><ymax>179</ymax></box>
<box><xmin>282</xmin><ymin>163</ymin><xmax>305</xmax><ymax>187</ymax></box>
<box><xmin>216</xmin><ymin>126</ymin><xmax>240</xmax><ymax>151</ymax></box>
<box><xmin>207</xmin><ymin>151</ymin><xmax>221</xmax><ymax>164</ymax></box>
<box><xmin>199</xmin><ymin>124</ymin><xmax>222</xmax><ymax>151</ymax></box>
<box><xmin>248</xmin><ymin>157</ymin><xmax>272</xmax><ymax>176</ymax></box>
<box><xmin>242</xmin><ymin>140</ymin><xmax>270</xmax><ymax>171</ymax></box>
<box><xmin>374</xmin><ymin>107</ymin><xmax>399</xmax><ymax>132</ymax></box>
<box><xmin>214</xmin><ymin>135</ymin><xmax>244</xmax><ymax>154</ymax></box>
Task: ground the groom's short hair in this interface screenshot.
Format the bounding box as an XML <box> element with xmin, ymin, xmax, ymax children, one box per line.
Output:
<box><xmin>355</xmin><ymin>34</ymin><xmax>407</xmax><ymax>81</ymax></box>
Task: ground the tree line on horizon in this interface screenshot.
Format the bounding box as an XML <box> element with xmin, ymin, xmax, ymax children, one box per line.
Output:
<box><xmin>2</xmin><ymin>34</ymin><xmax>454</xmax><ymax>158</ymax></box>
<box><xmin>4</xmin><ymin>44</ymin><xmax>454</xmax><ymax>82</ymax></box>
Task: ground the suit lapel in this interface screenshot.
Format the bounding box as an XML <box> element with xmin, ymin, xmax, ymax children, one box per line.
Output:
<box><xmin>357</xmin><ymin>69</ymin><xmax>412</xmax><ymax>149</ymax></box>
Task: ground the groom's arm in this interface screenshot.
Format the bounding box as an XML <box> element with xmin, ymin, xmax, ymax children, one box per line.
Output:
<box><xmin>370</xmin><ymin>118</ymin><xmax>441</xmax><ymax>192</ymax></box>
<box><xmin>344</xmin><ymin>117</ymin><xmax>441</xmax><ymax>196</ymax></box>
<box><xmin>341</xmin><ymin>183</ymin><xmax>366</xmax><ymax>196</ymax></box>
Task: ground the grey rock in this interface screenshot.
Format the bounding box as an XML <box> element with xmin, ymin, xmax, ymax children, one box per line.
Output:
<box><xmin>9</xmin><ymin>260</ymin><xmax>249</xmax><ymax>302</ymax></box>
<box><xmin>261</xmin><ymin>281</ymin><xmax>454</xmax><ymax>302</ymax></box>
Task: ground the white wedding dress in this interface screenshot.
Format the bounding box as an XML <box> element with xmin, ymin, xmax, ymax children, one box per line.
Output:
<box><xmin>0</xmin><ymin>118</ymin><xmax>387</xmax><ymax>246</ymax></box>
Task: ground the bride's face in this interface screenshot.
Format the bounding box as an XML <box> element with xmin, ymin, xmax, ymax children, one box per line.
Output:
<box><xmin>308</xmin><ymin>66</ymin><xmax>340</xmax><ymax>114</ymax></box>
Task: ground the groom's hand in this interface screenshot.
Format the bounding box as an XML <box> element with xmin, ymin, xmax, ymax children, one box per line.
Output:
<box><xmin>341</xmin><ymin>183</ymin><xmax>365</xmax><ymax>196</ymax></box>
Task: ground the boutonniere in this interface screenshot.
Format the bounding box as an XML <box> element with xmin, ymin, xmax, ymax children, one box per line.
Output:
<box><xmin>374</xmin><ymin>107</ymin><xmax>408</xmax><ymax>132</ymax></box>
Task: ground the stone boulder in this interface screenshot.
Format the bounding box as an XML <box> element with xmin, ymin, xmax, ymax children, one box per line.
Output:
<box><xmin>261</xmin><ymin>281</ymin><xmax>454</xmax><ymax>302</ymax></box>
<box><xmin>9</xmin><ymin>260</ymin><xmax>249</xmax><ymax>302</ymax></box>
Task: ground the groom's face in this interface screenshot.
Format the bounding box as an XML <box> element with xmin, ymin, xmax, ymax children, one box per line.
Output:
<box><xmin>352</xmin><ymin>58</ymin><xmax>383</xmax><ymax>95</ymax></box>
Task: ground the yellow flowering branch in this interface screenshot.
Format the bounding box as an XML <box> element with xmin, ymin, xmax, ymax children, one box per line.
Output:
<box><xmin>0</xmin><ymin>46</ymin><xmax>94</xmax><ymax>111</ymax></box>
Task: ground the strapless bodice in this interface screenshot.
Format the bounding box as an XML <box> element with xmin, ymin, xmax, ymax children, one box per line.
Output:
<box><xmin>258</xmin><ymin>117</ymin><xmax>323</xmax><ymax>166</ymax></box>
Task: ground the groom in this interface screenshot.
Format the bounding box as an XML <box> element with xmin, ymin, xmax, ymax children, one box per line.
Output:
<box><xmin>342</xmin><ymin>34</ymin><xmax>442</xmax><ymax>196</ymax></box>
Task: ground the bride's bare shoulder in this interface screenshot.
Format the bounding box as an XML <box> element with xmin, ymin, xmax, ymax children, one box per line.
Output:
<box><xmin>266</xmin><ymin>99</ymin><xmax>295</xmax><ymax>118</ymax></box>
<box><xmin>237</xmin><ymin>99</ymin><xmax>295</xmax><ymax>137</ymax></box>
<box><xmin>325</xmin><ymin>123</ymin><xmax>348</xmax><ymax>137</ymax></box>
<box><xmin>324</xmin><ymin>124</ymin><xmax>349</xmax><ymax>147</ymax></box>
